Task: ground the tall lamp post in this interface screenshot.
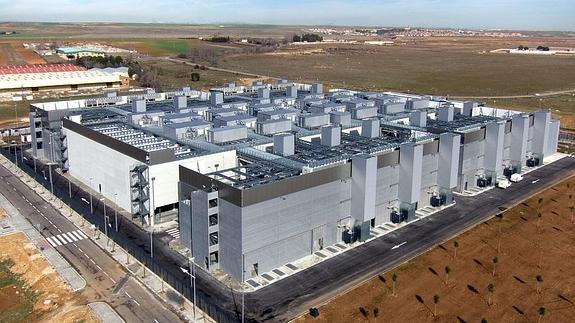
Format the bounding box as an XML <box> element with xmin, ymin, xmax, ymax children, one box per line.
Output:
<box><xmin>89</xmin><ymin>177</ymin><xmax>94</xmax><ymax>214</ymax></box>
<box><xmin>180</xmin><ymin>257</ymin><xmax>197</xmax><ymax>322</ymax></box>
<box><xmin>114</xmin><ymin>193</ymin><xmax>118</xmax><ymax>232</ymax></box>
<box><xmin>150</xmin><ymin>177</ymin><xmax>156</xmax><ymax>227</ymax></box>
<box><xmin>100</xmin><ymin>197</ymin><xmax>108</xmax><ymax>237</ymax></box>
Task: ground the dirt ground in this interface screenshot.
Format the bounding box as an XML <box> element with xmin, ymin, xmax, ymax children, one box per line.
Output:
<box><xmin>0</xmin><ymin>232</ymin><xmax>98</xmax><ymax>323</ymax></box>
<box><xmin>0</xmin><ymin>208</ymin><xmax>6</xmax><ymax>220</ymax></box>
<box><xmin>0</xmin><ymin>41</ymin><xmax>45</xmax><ymax>65</ymax></box>
<box><xmin>296</xmin><ymin>175</ymin><xmax>575</xmax><ymax>323</ymax></box>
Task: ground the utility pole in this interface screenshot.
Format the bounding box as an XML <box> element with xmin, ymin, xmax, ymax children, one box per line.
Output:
<box><xmin>48</xmin><ymin>163</ymin><xmax>54</xmax><ymax>195</ymax></box>
<box><xmin>114</xmin><ymin>193</ymin><xmax>118</xmax><ymax>232</ymax></box>
<box><xmin>89</xmin><ymin>177</ymin><xmax>93</xmax><ymax>214</ymax></box>
<box><xmin>150</xmin><ymin>230</ymin><xmax>153</xmax><ymax>259</ymax></box>
<box><xmin>189</xmin><ymin>256</ymin><xmax>197</xmax><ymax>323</ymax></box>
<box><xmin>102</xmin><ymin>198</ymin><xmax>108</xmax><ymax>237</ymax></box>
<box><xmin>242</xmin><ymin>255</ymin><xmax>245</xmax><ymax>323</ymax></box>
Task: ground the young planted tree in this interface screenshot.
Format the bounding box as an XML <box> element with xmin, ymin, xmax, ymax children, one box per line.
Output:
<box><xmin>537</xmin><ymin>212</ymin><xmax>543</xmax><ymax>233</ymax></box>
<box><xmin>492</xmin><ymin>257</ymin><xmax>499</xmax><ymax>277</ymax></box>
<box><xmin>392</xmin><ymin>273</ymin><xmax>398</xmax><ymax>296</ymax></box>
<box><xmin>570</xmin><ymin>205</ymin><xmax>574</xmax><ymax>224</ymax></box>
<box><xmin>487</xmin><ymin>283</ymin><xmax>495</xmax><ymax>305</ymax></box>
<box><xmin>481</xmin><ymin>319</ymin><xmax>488</xmax><ymax>323</ymax></box>
<box><xmin>453</xmin><ymin>240</ymin><xmax>459</xmax><ymax>259</ymax></box>
<box><xmin>433</xmin><ymin>294</ymin><xmax>440</xmax><ymax>317</ymax></box>
<box><xmin>444</xmin><ymin>266</ymin><xmax>451</xmax><ymax>285</ymax></box>
<box><xmin>536</xmin><ymin>274</ymin><xmax>543</xmax><ymax>294</ymax></box>
<box><xmin>538</xmin><ymin>307</ymin><xmax>546</xmax><ymax>323</ymax></box>
<box><xmin>496</xmin><ymin>213</ymin><xmax>504</xmax><ymax>253</ymax></box>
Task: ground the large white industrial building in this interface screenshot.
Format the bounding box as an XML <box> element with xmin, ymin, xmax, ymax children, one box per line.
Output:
<box><xmin>29</xmin><ymin>80</ymin><xmax>560</xmax><ymax>282</ymax></box>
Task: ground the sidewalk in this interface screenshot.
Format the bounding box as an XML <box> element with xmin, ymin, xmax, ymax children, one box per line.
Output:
<box><xmin>0</xmin><ymin>153</ymin><xmax>213</xmax><ymax>323</ymax></box>
<box><xmin>0</xmin><ymin>192</ymin><xmax>86</xmax><ymax>292</ymax></box>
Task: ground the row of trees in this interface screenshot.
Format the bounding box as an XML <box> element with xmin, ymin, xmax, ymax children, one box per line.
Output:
<box><xmin>75</xmin><ymin>55</ymin><xmax>125</xmax><ymax>69</ymax></box>
<box><xmin>517</xmin><ymin>45</ymin><xmax>551</xmax><ymax>51</ymax></box>
<box><xmin>292</xmin><ymin>33</ymin><xmax>323</xmax><ymax>43</ymax></box>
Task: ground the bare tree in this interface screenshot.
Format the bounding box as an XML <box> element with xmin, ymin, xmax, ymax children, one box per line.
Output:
<box><xmin>536</xmin><ymin>274</ymin><xmax>543</xmax><ymax>294</ymax></box>
<box><xmin>392</xmin><ymin>273</ymin><xmax>397</xmax><ymax>296</ymax></box>
<box><xmin>453</xmin><ymin>240</ymin><xmax>459</xmax><ymax>259</ymax></box>
<box><xmin>492</xmin><ymin>257</ymin><xmax>498</xmax><ymax>277</ymax></box>
<box><xmin>496</xmin><ymin>213</ymin><xmax>504</xmax><ymax>253</ymax></box>
<box><xmin>487</xmin><ymin>283</ymin><xmax>495</xmax><ymax>305</ymax></box>
<box><xmin>538</xmin><ymin>307</ymin><xmax>546</xmax><ymax>323</ymax></box>
<box><xmin>444</xmin><ymin>266</ymin><xmax>451</xmax><ymax>285</ymax></box>
<box><xmin>537</xmin><ymin>212</ymin><xmax>543</xmax><ymax>233</ymax></box>
<box><xmin>433</xmin><ymin>294</ymin><xmax>440</xmax><ymax>317</ymax></box>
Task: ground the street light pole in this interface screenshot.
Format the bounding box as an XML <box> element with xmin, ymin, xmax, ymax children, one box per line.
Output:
<box><xmin>242</xmin><ymin>255</ymin><xmax>245</xmax><ymax>323</ymax></box>
<box><xmin>89</xmin><ymin>177</ymin><xmax>93</xmax><ymax>214</ymax></box>
<box><xmin>48</xmin><ymin>163</ymin><xmax>54</xmax><ymax>195</ymax></box>
<box><xmin>101</xmin><ymin>198</ymin><xmax>108</xmax><ymax>237</ymax></box>
<box><xmin>150</xmin><ymin>177</ymin><xmax>156</xmax><ymax>227</ymax></box>
<box><xmin>189</xmin><ymin>256</ymin><xmax>197</xmax><ymax>323</ymax></box>
<box><xmin>114</xmin><ymin>193</ymin><xmax>118</xmax><ymax>232</ymax></box>
<box><xmin>150</xmin><ymin>230</ymin><xmax>153</xmax><ymax>258</ymax></box>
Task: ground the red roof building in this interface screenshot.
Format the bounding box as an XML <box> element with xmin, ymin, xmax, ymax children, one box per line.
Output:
<box><xmin>0</xmin><ymin>64</ymin><xmax>86</xmax><ymax>75</ymax></box>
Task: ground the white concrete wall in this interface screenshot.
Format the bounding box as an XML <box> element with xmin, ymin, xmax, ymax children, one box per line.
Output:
<box><xmin>149</xmin><ymin>150</ymin><xmax>236</xmax><ymax>208</ymax></box>
<box><xmin>65</xmin><ymin>127</ymin><xmax>140</xmax><ymax>211</ymax></box>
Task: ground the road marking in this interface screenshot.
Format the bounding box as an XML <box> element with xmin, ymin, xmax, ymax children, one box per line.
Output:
<box><xmin>125</xmin><ymin>291</ymin><xmax>133</xmax><ymax>298</ymax></box>
<box><xmin>74</xmin><ymin>230</ymin><xmax>88</xmax><ymax>239</ymax></box>
<box><xmin>55</xmin><ymin>235</ymin><xmax>68</xmax><ymax>245</ymax></box>
<box><xmin>110</xmin><ymin>277</ymin><xmax>116</xmax><ymax>284</ymax></box>
<box><xmin>45</xmin><ymin>230</ymin><xmax>88</xmax><ymax>247</ymax></box>
<box><xmin>165</xmin><ymin>227</ymin><xmax>181</xmax><ymax>239</ymax></box>
<box><xmin>64</xmin><ymin>232</ymin><xmax>78</xmax><ymax>242</ymax></box>
<box><xmin>391</xmin><ymin>241</ymin><xmax>408</xmax><ymax>250</ymax></box>
<box><xmin>81</xmin><ymin>197</ymin><xmax>89</xmax><ymax>204</ymax></box>
<box><xmin>132</xmin><ymin>299</ymin><xmax>141</xmax><ymax>306</ymax></box>
<box><xmin>532</xmin><ymin>179</ymin><xmax>540</xmax><ymax>184</ymax></box>
<box><xmin>60</xmin><ymin>233</ymin><xmax>74</xmax><ymax>243</ymax></box>
<box><xmin>90</xmin><ymin>259</ymin><xmax>96</xmax><ymax>265</ymax></box>
<box><xmin>46</xmin><ymin>237</ymin><xmax>58</xmax><ymax>247</ymax></box>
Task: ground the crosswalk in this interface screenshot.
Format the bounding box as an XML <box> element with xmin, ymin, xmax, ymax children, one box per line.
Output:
<box><xmin>165</xmin><ymin>227</ymin><xmax>180</xmax><ymax>239</ymax></box>
<box><xmin>46</xmin><ymin>230</ymin><xmax>89</xmax><ymax>247</ymax></box>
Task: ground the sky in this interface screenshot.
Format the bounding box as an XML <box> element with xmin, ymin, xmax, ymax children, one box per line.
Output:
<box><xmin>0</xmin><ymin>0</ymin><xmax>574</xmax><ymax>31</ymax></box>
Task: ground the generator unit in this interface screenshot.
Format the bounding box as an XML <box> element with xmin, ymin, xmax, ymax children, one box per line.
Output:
<box><xmin>527</xmin><ymin>157</ymin><xmax>540</xmax><ymax>167</ymax></box>
<box><xmin>477</xmin><ymin>176</ymin><xmax>493</xmax><ymax>188</ymax></box>
<box><xmin>503</xmin><ymin>166</ymin><xmax>518</xmax><ymax>178</ymax></box>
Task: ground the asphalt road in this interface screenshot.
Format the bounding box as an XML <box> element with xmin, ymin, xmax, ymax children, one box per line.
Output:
<box><xmin>248</xmin><ymin>156</ymin><xmax>575</xmax><ymax>321</ymax></box>
<box><xmin>4</xmin><ymin>145</ymin><xmax>575</xmax><ymax>322</ymax></box>
<box><xmin>0</xmin><ymin>162</ymin><xmax>184</xmax><ymax>323</ymax></box>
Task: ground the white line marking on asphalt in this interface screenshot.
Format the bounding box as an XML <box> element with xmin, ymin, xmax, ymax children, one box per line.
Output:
<box><xmin>65</xmin><ymin>232</ymin><xmax>78</xmax><ymax>242</ymax></box>
<box><xmin>55</xmin><ymin>235</ymin><xmax>68</xmax><ymax>245</ymax></box>
<box><xmin>46</xmin><ymin>237</ymin><xmax>58</xmax><ymax>247</ymax></box>
<box><xmin>72</xmin><ymin>230</ymin><xmax>85</xmax><ymax>240</ymax></box>
<box><xmin>110</xmin><ymin>277</ymin><xmax>116</xmax><ymax>284</ymax></box>
<box><xmin>96</xmin><ymin>265</ymin><xmax>103</xmax><ymax>271</ymax></box>
<box><xmin>154</xmin><ymin>319</ymin><xmax>159</xmax><ymax>323</ymax></box>
<box><xmin>60</xmin><ymin>234</ymin><xmax>73</xmax><ymax>244</ymax></box>
<box><xmin>90</xmin><ymin>259</ymin><xmax>96</xmax><ymax>265</ymax></box>
<box><xmin>51</xmin><ymin>236</ymin><xmax>63</xmax><ymax>246</ymax></box>
<box><xmin>125</xmin><ymin>291</ymin><xmax>133</xmax><ymax>298</ymax></box>
<box><xmin>133</xmin><ymin>299</ymin><xmax>141</xmax><ymax>306</ymax></box>
<box><xmin>391</xmin><ymin>241</ymin><xmax>408</xmax><ymax>250</ymax></box>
